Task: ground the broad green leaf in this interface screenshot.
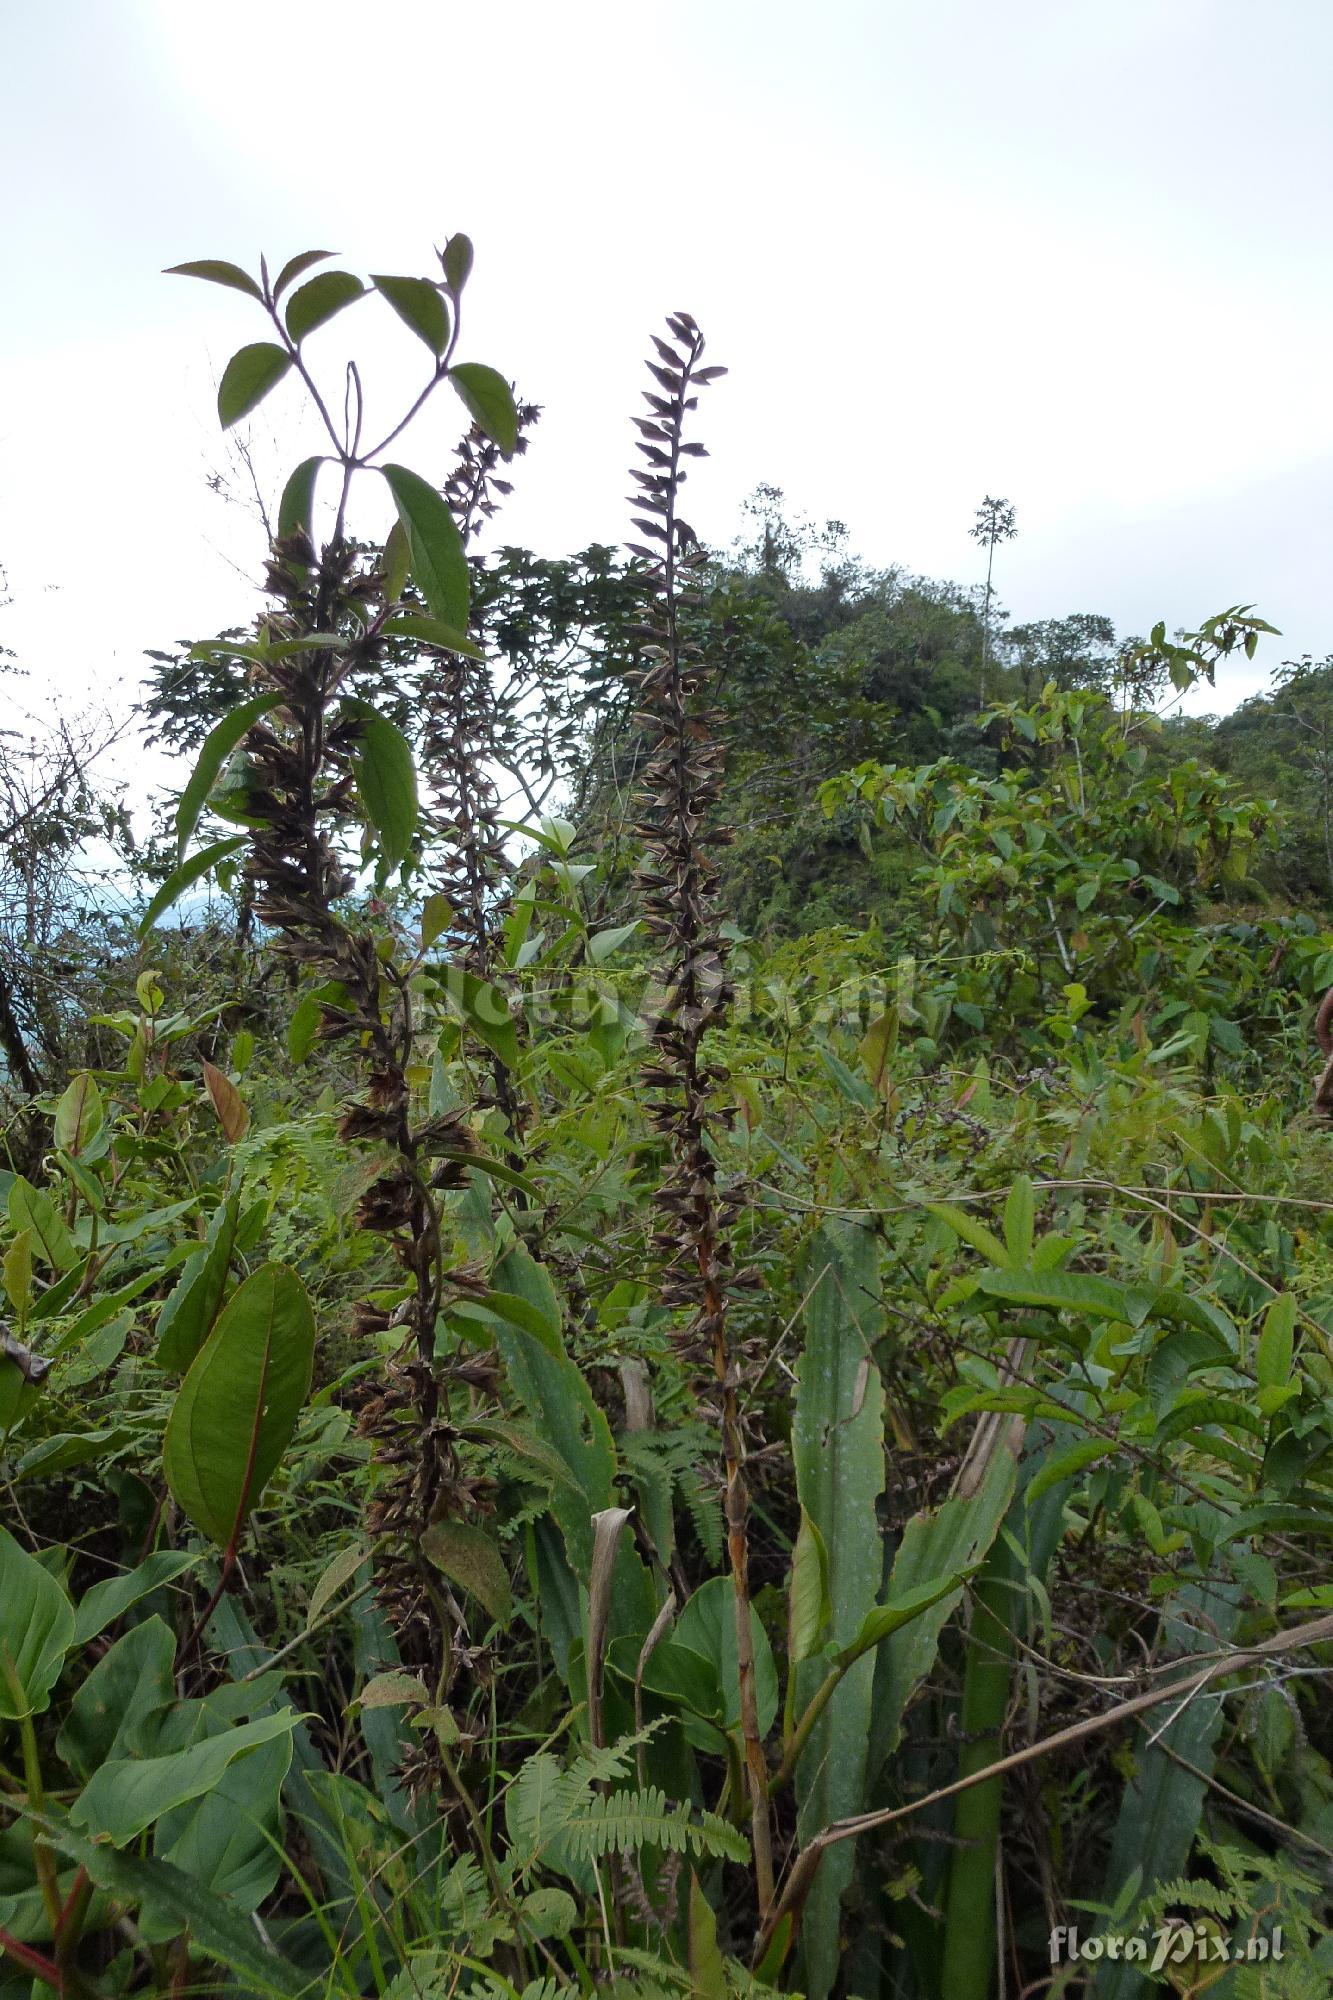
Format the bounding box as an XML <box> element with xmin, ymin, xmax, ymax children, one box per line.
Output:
<box><xmin>791</xmin><ymin>1221</ymin><xmax>885</xmax><ymax>2000</ymax></box>
<box><xmin>675</xmin><ymin>1576</ymin><xmax>778</xmax><ymax>1738</ymax></box>
<box><xmin>449</xmin><ymin>363</ymin><xmax>518</xmax><ymax>453</ymax></box>
<box><xmin>421</xmin><ymin>1520</ymin><xmax>513</xmax><ymax>1626</ymax></box>
<box><xmin>0</xmin><ymin>1529</ymin><xmax>74</xmax><ymax>1718</ymax></box>
<box><xmin>491</xmin><ymin>1247</ymin><xmax>614</xmax><ymax>1577</ymax></box>
<box><xmin>176</xmin><ymin>691</ymin><xmax>284</xmax><ymax>860</ymax></box>
<box><xmin>3</xmin><ymin>1229</ymin><xmax>31</xmax><ymax>1325</ymax></box>
<box><xmin>457</xmin><ymin>1289</ymin><xmax>562</xmax><ymax>1354</ymax></box>
<box><xmin>371</xmin><ymin>274</ymin><xmax>449</xmax><ymax>354</ymax></box>
<box><xmin>588</xmin><ymin>922</ymin><xmax>641</xmax><ymax>963</ymax></box>
<box><xmin>163</xmin><ymin>1262</ymin><xmax>315</xmax><ymax>1549</ymax></box>
<box><xmin>1025</xmin><ymin>1438</ymin><xmax>1112</xmax><ymax>1507</ymax></box>
<box><xmin>150</xmin><ymin>1729</ymin><xmax>291</xmax><ymax>1926</ymax></box>
<box><xmin>278</xmin><ymin>455</ymin><xmax>324</xmax><ymax>539</ymax></box>
<box><xmin>837</xmin><ymin>1569</ymin><xmax>977</xmax><ymax>1665</ymax></box>
<box><xmin>382</xmin><ymin>518</ymin><xmax>411</xmax><ymax>603</ymax></box>
<box><xmin>272</xmin><ymin>248</ymin><xmax>334</xmax><ymax>298</ymax></box>
<box><xmin>155</xmin><ymin>1194</ymin><xmax>241</xmax><ymax>1373</ymax></box>
<box><xmin>53</xmin><ymin>1073</ymin><xmax>103</xmax><ymax>1156</ymax></box>
<box><xmin>421</xmin><ymin>892</ymin><xmax>453</xmax><ymax>950</ymax></box>
<box><xmin>12</xmin><ymin>1427</ymin><xmax>133</xmax><ymax>1484</ymax></box>
<box><xmin>869</xmin><ymin>1445</ymin><xmax>1017</xmax><ymax>1786</ymax></box>
<box><xmin>975</xmin><ymin>1267</ymin><xmax>1138</xmax><ymax>1321</ymax></box>
<box><xmin>9</xmin><ymin>1176</ymin><xmax>76</xmax><ymax>1272</ymax></box>
<box><xmin>689</xmin><ymin>1872</ymin><xmax>727</xmax><ymax>2000</ymax></box>
<box><xmin>606</xmin><ymin>1634</ymin><xmax>720</xmax><ymax>1720</ymax></box>
<box><xmin>381</xmin><ymin>462</ymin><xmax>469</xmax><ymax>629</ymax></box>
<box><xmin>285</xmin><ymin>269</ymin><xmax>364</xmax><ymax>344</ymax></box>
<box><xmin>434</xmin><ymin>964</ymin><xmax>520</xmax><ymax>1069</ymax></box>
<box><xmin>382</xmin><ymin>612</ymin><xmax>482</xmax><ymax>658</ymax></box>
<box><xmin>69</xmin><ymin>1710</ymin><xmax>299</xmax><ymax>1846</ymax></box>
<box><xmin>1256</xmin><ymin>1293</ymin><xmax>1295</xmax><ymax>1393</ymax></box>
<box><xmin>57</xmin><ymin>1616</ymin><xmax>177</xmax><ymax>1778</ymax></box>
<box><xmin>787</xmin><ymin>1507</ymin><xmax>831</xmax><ymax>1664</ymax></box>
<box><xmin>74</xmin><ymin>1550</ymin><xmax>201</xmax><ymax>1646</ymax></box>
<box><xmin>1003</xmin><ymin>1174</ymin><xmax>1035</xmax><ymax>1264</ymax></box>
<box><xmin>351</xmin><ymin>715</ymin><xmax>419</xmax><ymax>870</ymax></box>
<box><xmin>218</xmin><ymin>342</ymin><xmax>293</xmax><ymax>429</ymax></box>
<box><xmin>140</xmin><ymin>837</ymin><xmax>246</xmax><ymax>935</ymax></box>
<box><xmin>924</xmin><ymin>1199</ymin><xmax>1012</xmax><ymax>1268</ymax></box>
<box><xmin>442</xmin><ymin>233</ymin><xmax>473</xmax><ymax>292</ymax></box>
<box><xmin>288</xmin><ymin>992</ymin><xmax>322</xmax><ymax>1064</ymax></box>
<box><xmin>305</xmin><ymin>1542</ymin><xmax>369</xmax><ymax>1632</ymax></box>
<box><xmin>165</xmin><ymin>258</ymin><xmax>263</xmax><ymax>300</ymax></box>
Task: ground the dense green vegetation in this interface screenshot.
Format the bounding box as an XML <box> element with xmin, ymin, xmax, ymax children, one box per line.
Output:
<box><xmin>3</xmin><ymin>237</ymin><xmax>1333</xmax><ymax>2000</ymax></box>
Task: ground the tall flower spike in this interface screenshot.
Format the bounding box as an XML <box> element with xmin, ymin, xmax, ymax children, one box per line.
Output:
<box><xmin>625</xmin><ymin>318</ymin><xmax>774</xmax><ymax>1914</ymax></box>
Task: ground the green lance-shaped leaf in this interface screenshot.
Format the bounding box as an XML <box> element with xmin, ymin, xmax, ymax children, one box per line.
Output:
<box><xmin>442</xmin><ymin>233</ymin><xmax>474</xmax><ymax>293</ymax></box>
<box><xmin>787</xmin><ymin>1508</ymin><xmax>831</xmax><ymax>1665</ymax></box>
<box><xmin>351</xmin><ymin>714</ymin><xmax>419</xmax><ymax>870</ymax></box>
<box><xmin>284</xmin><ymin>269</ymin><xmax>364</xmax><ymax>344</ymax></box>
<box><xmin>866</xmin><ymin>1445</ymin><xmax>1017</xmax><ymax>1787</ymax></box>
<box><xmin>139</xmin><ymin>837</ymin><xmax>246</xmax><ymax>936</ymax></box>
<box><xmin>155</xmin><ymin>1193</ymin><xmax>241</xmax><ymax>1373</ymax></box>
<box><xmin>0</xmin><ymin>1526</ymin><xmax>74</xmax><ymax>1719</ymax></box>
<box><xmin>164</xmin><ymin>258</ymin><xmax>263</xmax><ymax>301</ymax></box>
<box><xmin>975</xmin><ymin>1266</ymin><xmax>1142</xmax><ymax>1322</ymax></box>
<box><xmin>53</xmin><ymin>1073</ymin><xmax>104</xmax><ymax>1157</ymax></box>
<box><xmin>381</xmin><ymin>463</ymin><xmax>469</xmax><ymax>629</ymax></box>
<box><xmin>491</xmin><ymin>1247</ymin><xmax>615</xmax><ymax>1578</ymax></box>
<box><xmin>449</xmin><ymin>362</ymin><xmax>518</xmax><ymax>454</ymax></box>
<box><xmin>371</xmin><ymin>274</ymin><xmax>450</xmax><ymax>355</ymax></box>
<box><xmin>1003</xmin><ymin>1173</ymin><xmax>1035</xmax><ymax>1265</ymax></box>
<box><xmin>277</xmin><ymin>455</ymin><xmax>325</xmax><ymax>540</ymax></box>
<box><xmin>421</xmin><ymin>1520</ymin><xmax>513</xmax><ymax>1627</ymax></box>
<box><xmin>382</xmin><ymin>612</ymin><xmax>482</xmax><ymax>658</ymax></box>
<box><xmin>382</xmin><ymin>518</ymin><xmax>411</xmax><ymax>603</ymax></box>
<box><xmin>1256</xmin><ymin>1292</ymin><xmax>1296</xmax><ymax>1394</ymax></box>
<box><xmin>3</xmin><ymin>1228</ymin><xmax>32</xmax><ymax>1326</ymax></box>
<box><xmin>217</xmin><ymin>342</ymin><xmax>293</xmax><ymax>429</ymax></box>
<box><xmin>923</xmin><ymin>1199</ymin><xmax>1012</xmax><ymax>1269</ymax></box>
<box><xmin>176</xmin><ymin>691</ymin><xmax>284</xmax><ymax>860</ymax></box>
<box><xmin>791</xmin><ymin>1220</ymin><xmax>886</xmax><ymax>2000</ymax></box>
<box><xmin>272</xmin><ymin>248</ymin><xmax>334</xmax><ymax>299</ymax></box>
<box><xmin>941</xmin><ymin>1531</ymin><xmax>1024</xmax><ymax>2000</ymax></box>
<box><xmin>689</xmin><ymin>1871</ymin><xmax>727</xmax><ymax>2000</ymax></box>
<box><xmin>163</xmin><ymin>1262</ymin><xmax>315</xmax><ymax>1551</ymax></box>
<box><xmin>432</xmin><ymin>963</ymin><xmax>521</xmax><ymax>1070</ymax></box>
<box><xmin>74</xmin><ymin>1549</ymin><xmax>201</xmax><ymax>1646</ymax></box>
<box><xmin>9</xmin><ymin>1175</ymin><xmax>76</xmax><ymax>1272</ymax></box>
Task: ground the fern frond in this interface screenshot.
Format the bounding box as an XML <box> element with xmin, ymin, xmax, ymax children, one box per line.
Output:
<box><xmin>560</xmin><ymin>1785</ymin><xmax>749</xmax><ymax>1865</ymax></box>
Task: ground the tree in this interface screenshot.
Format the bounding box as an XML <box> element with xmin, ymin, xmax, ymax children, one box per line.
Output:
<box><xmin>968</xmin><ymin>493</ymin><xmax>1017</xmax><ymax>705</ymax></box>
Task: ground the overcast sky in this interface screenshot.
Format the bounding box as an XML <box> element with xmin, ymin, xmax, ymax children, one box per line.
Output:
<box><xmin>3</xmin><ymin>0</ymin><xmax>1331</xmax><ymax>790</ymax></box>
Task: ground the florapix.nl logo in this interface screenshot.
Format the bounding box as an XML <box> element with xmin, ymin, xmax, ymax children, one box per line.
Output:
<box><xmin>1050</xmin><ymin>1919</ymin><xmax>1283</xmax><ymax>1978</ymax></box>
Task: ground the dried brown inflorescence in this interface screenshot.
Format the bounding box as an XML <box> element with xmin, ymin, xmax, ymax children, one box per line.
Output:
<box><xmin>624</xmin><ymin>316</ymin><xmax>775</xmax><ymax>1911</ymax></box>
<box><xmin>236</xmin><ymin>533</ymin><xmax>489</xmax><ymax>1760</ymax></box>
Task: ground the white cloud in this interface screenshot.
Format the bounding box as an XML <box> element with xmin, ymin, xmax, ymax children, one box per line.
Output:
<box><xmin>3</xmin><ymin>0</ymin><xmax>1330</xmax><ymax>767</ymax></box>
